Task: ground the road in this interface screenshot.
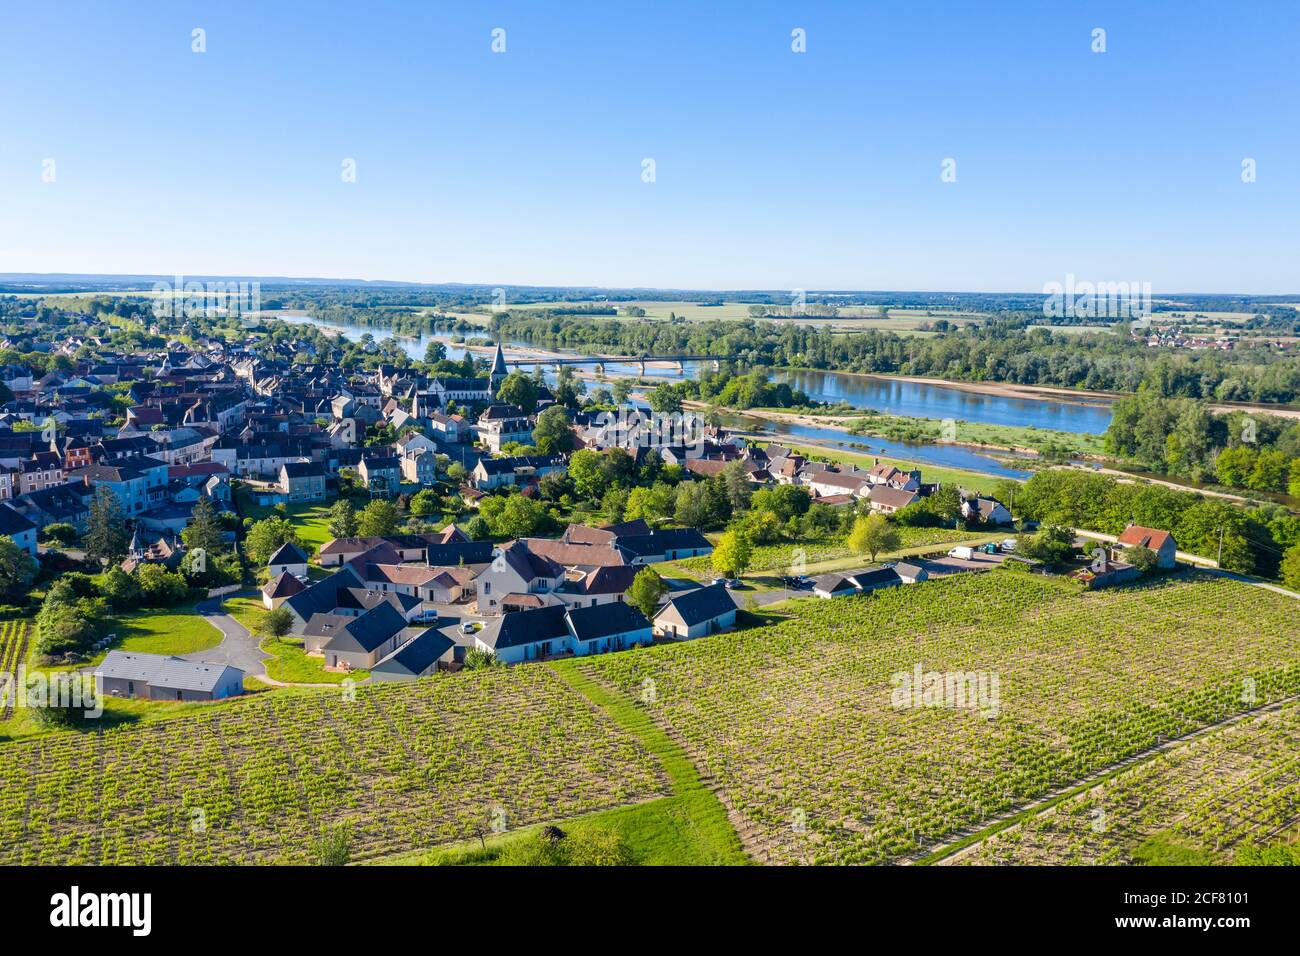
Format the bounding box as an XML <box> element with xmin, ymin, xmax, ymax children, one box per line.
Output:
<box><xmin>183</xmin><ymin>596</ymin><xmax>271</xmax><ymax>675</ymax></box>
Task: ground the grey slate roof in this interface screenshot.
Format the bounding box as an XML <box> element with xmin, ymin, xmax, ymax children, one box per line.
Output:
<box><xmin>659</xmin><ymin>583</ymin><xmax>736</xmax><ymax>626</ymax></box>
<box><xmin>371</xmin><ymin>627</ymin><xmax>454</xmax><ymax>677</ymax></box>
<box><xmin>565</xmin><ymin>602</ymin><xmax>652</xmax><ymax>642</ymax></box>
<box><xmin>97</xmin><ymin>650</ymin><xmax>243</xmax><ymax>693</ymax></box>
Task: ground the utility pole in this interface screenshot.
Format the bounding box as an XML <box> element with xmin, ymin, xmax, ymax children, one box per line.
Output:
<box><xmin>1217</xmin><ymin>526</ymin><xmax>1225</xmax><ymax>568</ymax></box>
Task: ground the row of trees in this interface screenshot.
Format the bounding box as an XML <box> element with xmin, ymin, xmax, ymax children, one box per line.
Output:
<box><xmin>1105</xmin><ymin>391</ymin><xmax>1300</xmax><ymax>492</ymax></box>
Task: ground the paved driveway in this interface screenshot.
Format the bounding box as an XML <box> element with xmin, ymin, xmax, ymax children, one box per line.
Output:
<box><xmin>182</xmin><ymin>596</ymin><xmax>270</xmax><ymax>674</ymax></box>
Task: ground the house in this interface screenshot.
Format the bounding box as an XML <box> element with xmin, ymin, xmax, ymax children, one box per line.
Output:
<box><xmin>613</xmin><ymin>527</ymin><xmax>713</xmax><ymax>565</ymax></box>
<box><xmin>866</xmin><ymin>462</ymin><xmax>921</xmax><ymax>491</ymax></box>
<box><xmin>77</xmin><ymin>458</ymin><xmax>169</xmax><ymax>517</ymax></box>
<box><xmin>893</xmin><ymin>561</ymin><xmax>929</xmax><ymax>584</ymax></box>
<box><xmin>262</xmin><ymin>571</ymin><xmax>307</xmax><ymax>609</ymax></box>
<box><xmin>1070</xmin><ymin>553</ymin><xmax>1141</xmax><ymax>589</ymax></box>
<box><xmin>267</xmin><ymin>541</ymin><xmax>309</xmax><ymax>578</ymax></box>
<box><xmin>803</xmin><ymin>470</ymin><xmax>871</xmax><ymax>499</ymax></box>
<box><xmin>961</xmin><ymin>496</ymin><xmax>1013</xmax><ymax>525</ymax></box>
<box><xmin>848</xmin><ymin>566</ymin><xmax>904</xmax><ymax>593</ymax></box>
<box><xmin>400</xmin><ymin>447</ymin><xmax>439</xmax><ymax>486</ymax></box>
<box><xmin>315</xmin><ymin>535</ymin><xmax>492</xmax><ymax>568</ymax></box>
<box><xmin>813</xmin><ymin>573</ymin><xmax>861</xmax><ymax>599</ymax></box>
<box><xmin>1115</xmin><ymin>525</ymin><xmax>1177</xmax><ymax>569</ymax></box>
<box><xmin>303</xmin><ymin>602</ymin><xmax>408</xmax><ymax>670</ymax></box>
<box><xmin>359</xmin><ymin>455</ymin><xmax>401</xmax><ymax>496</ymax></box>
<box><xmin>867</xmin><ymin>485</ymin><xmax>920</xmax><ymax>514</ymax></box>
<box><xmin>96</xmin><ymin>651</ymin><xmax>244</xmax><ymax>701</ymax></box>
<box><xmin>369</xmin><ymin>627</ymin><xmax>456</xmax><ymax>682</ymax></box>
<box><xmin>476</xmin><ymin>403</ymin><xmax>533</xmax><ymax>453</ymax></box>
<box><xmin>428</xmin><ymin>411</ymin><xmax>466</xmax><ymax>444</ymax></box>
<box><xmin>470</xmin><ymin>454</ymin><xmax>565</xmax><ymax>490</ymax></box>
<box><xmin>474</xmin><ymin>540</ymin><xmax>565</xmax><ymax>616</ymax></box>
<box><xmin>653</xmin><ymin>583</ymin><xmax>737</xmax><ymax>640</ymax></box>
<box><xmin>0</xmin><ymin>503</ymin><xmax>38</xmax><ymax>556</ymax></box>
<box><xmin>421</xmin><ymin>565</ymin><xmax>477</xmax><ymax>604</ymax></box>
<box><xmin>814</xmin><ymin>567</ymin><xmax>902</xmax><ymax>597</ymax></box>
<box><xmin>474</xmin><ymin>601</ymin><xmax>653</xmax><ymax>664</ymax></box>
<box><xmin>279</xmin><ymin>461</ymin><xmax>327</xmax><ymax>503</ymax></box>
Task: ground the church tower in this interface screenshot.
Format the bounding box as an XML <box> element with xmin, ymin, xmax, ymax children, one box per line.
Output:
<box><xmin>489</xmin><ymin>341</ymin><xmax>509</xmax><ymax>390</ymax></box>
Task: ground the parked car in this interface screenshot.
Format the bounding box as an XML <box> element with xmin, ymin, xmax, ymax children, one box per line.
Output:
<box><xmin>724</xmin><ymin>578</ymin><xmax>741</xmax><ymax>589</ymax></box>
<box><xmin>948</xmin><ymin>546</ymin><xmax>975</xmax><ymax>560</ymax></box>
<box><xmin>460</xmin><ymin>621</ymin><xmax>476</xmax><ymax>635</ymax></box>
<box><xmin>1001</xmin><ymin>538</ymin><xmax>1018</xmax><ymax>551</ymax></box>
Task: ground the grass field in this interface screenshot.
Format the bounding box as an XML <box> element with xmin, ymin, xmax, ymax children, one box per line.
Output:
<box><xmin>113</xmin><ymin>607</ymin><xmax>223</xmax><ymax>657</ymax></box>
<box><xmin>575</xmin><ymin>572</ymin><xmax>1300</xmax><ymax>865</ymax></box>
<box><xmin>235</xmin><ymin>491</ymin><xmax>336</xmax><ymax>553</ymax></box>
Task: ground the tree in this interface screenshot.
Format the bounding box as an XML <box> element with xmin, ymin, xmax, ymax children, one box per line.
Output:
<box><xmin>423</xmin><ymin>340</ymin><xmax>447</xmax><ymax>364</ymax></box>
<box><xmin>712</xmin><ymin>529</ymin><xmax>753</xmax><ymax>578</ymax></box>
<box><xmin>326</xmin><ymin>499</ymin><xmax>357</xmax><ymax>539</ymax></box>
<box><xmin>553</xmin><ymin>365</ymin><xmax>584</xmax><ymax>408</ymax></box>
<box><xmin>1282</xmin><ymin>544</ymin><xmax>1300</xmax><ymax>593</ymax></box>
<box><xmin>569</xmin><ymin>449</ymin><xmax>608</xmax><ymax>501</ymax></box>
<box><xmin>721</xmin><ymin>459</ymin><xmax>753</xmax><ymax>513</ymax></box>
<box><xmin>181</xmin><ymin>495</ymin><xmax>225</xmax><ymax>555</ymax></box>
<box><xmin>313</xmin><ymin>825</ymin><xmax>351</xmax><ymax>866</ymax></box>
<box><xmin>532</xmin><ymin>405</ymin><xmax>575</xmax><ymax>455</ymax></box>
<box><xmin>39</xmin><ymin>522</ymin><xmax>78</xmax><ymax>547</ymax></box>
<box><xmin>84</xmin><ymin>486</ymin><xmax>128</xmax><ymax>565</ymax></box>
<box><xmin>926</xmin><ymin>484</ymin><xmax>963</xmax><ymax>525</ymax></box>
<box><xmin>259</xmin><ymin>606</ymin><xmax>294</xmax><ymax>639</ymax></box>
<box><xmin>244</xmin><ymin>516</ymin><xmax>301</xmax><ymax>566</ymax></box>
<box><xmin>1016</xmin><ymin>525</ymin><xmax>1076</xmax><ymax>567</ymax></box>
<box><xmin>0</xmin><ymin>535</ymin><xmax>37</xmax><ymax>601</ymax></box>
<box><xmin>612</xmin><ymin>379</ymin><xmax>634</xmax><ymax>405</ymax></box>
<box><xmin>628</xmin><ymin>567</ymin><xmax>666</xmax><ymax>620</ymax></box>
<box><xmin>1122</xmin><ymin>545</ymin><xmax>1159</xmax><ymax>573</ymax></box>
<box><xmin>463</xmin><ymin>647</ymin><xmax>502</xmax><ymax>670</ymax></box>
<box><xmin>751</xmin><ymin>485</ymin><xmax>810</xmax><ymax>522</ymax></box>
<box><xmin>410</xmin><ymin>488</ymin><xmax>440</xmax><ymax>517</ymax></box>
<box><xmin>847</xmin><ymin>514</ymin><xmax>900</xmax><ymax>562</ymax></box>
<box><xmin>101</xmin><ymin>566</ymin><xmax>141</xmax><ymax>609</ymax></box>
<box><xmin>648</xmin><ymin>383</ymin><xmax>683</xmax><ymax>413</ymax></box>
<box><xmin>357</xmin><ymin>499</ymin><xmax>400</xmax><ymax>537</ymax></box>
<box><xmin>135</xmin><ymin>564</ymin><xmax>190</xmax><ymax>606</ymax></box>
<box><xmin>465</xmin><ymin>515</ymin><xmax>491</xmax><ymax>540</ymax></box>
<box><xmin>496</xmin><ymin>372</ymin><xmax>539</xmax><ymax>414</ymax></box>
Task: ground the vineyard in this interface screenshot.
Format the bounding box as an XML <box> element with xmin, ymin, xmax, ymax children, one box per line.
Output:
<box><xmin>0</xmin><ymin>666</ymin><xmax>668</xmax><ymax>864</ymax></box>
<box><xmin>944</xmin><ymin>699</ymin><xmax>1300</xmax><ymax>865</ymax></box>
<box><xmin>0</xmin><ymin>620</ymin><xmax>31</xmax><ymax>720</ymax></box>
<box><xmin>576</xmin><ymin>572</ymin><xmax>1300</xmax><ymax>865</ymax></box>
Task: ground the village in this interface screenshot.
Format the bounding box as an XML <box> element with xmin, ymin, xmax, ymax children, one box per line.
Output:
<box><xmin>0</xmin><ymin>323</ymin><xmax>1191</xmax><ymax>706</ymax></box>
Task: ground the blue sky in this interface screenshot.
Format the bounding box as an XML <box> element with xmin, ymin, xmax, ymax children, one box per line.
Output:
<box><xmin>1</xmin><ymin>1</ymin><xmax>1297</xmax><ymax>293</ymax></box>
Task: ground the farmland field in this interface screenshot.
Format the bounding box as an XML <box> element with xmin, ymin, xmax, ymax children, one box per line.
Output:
<box><xmin>0</xmin><ymin>621</ymin><xmax>31</xmax><ymax>720</ymax></box>
<box><xmin>943</xmin><ymin>698</ymin><xmax>1300</xmax><ymax>865</ymax></box>
<box><xmin>575</xmin><ymin>572</ymin><xmax>1300</xmax><ymax>864</ymax></box>
<box><xmin>0</xmin><ymin>667</ymin><xmax>667</xmax><ymax>864</ymax></box>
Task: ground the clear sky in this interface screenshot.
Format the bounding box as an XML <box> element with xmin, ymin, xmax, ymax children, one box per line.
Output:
<box><xmin>1</xmin><ymin>1</ymin><xmax>1297</xmax><ymax>293</ymax></box>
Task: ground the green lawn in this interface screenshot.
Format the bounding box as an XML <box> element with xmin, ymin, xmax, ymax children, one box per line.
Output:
<box><xmin>221</xmin><ymin>594</ymin><xmax>367</xmax><ymax>684</ymax></box>
<box><xmin>112</xmin><ymin>607</ymin><xmax>223</xmax><ymax>656</ymax></box>
<box><xmin>262</xmin><ymin>637</ymin><xmax>369</xmax><ymax>685</ymax></box>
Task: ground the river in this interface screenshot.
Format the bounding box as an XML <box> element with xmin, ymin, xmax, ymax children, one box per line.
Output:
<box><xmin>271</xmin><ymin>312</ymin><xmax>1114</xmax><ymax>480</ymax></box>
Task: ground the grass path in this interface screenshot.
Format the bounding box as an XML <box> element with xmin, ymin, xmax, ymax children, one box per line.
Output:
<box><xmin>375</xmin><ymin>662</ymin><xmax>750</xmax><ymax>866</ymax></box>
<box><xmin>546</xmin><ymin>661</ymin><xmax>750</xmax><ymax>865</ymax></box>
